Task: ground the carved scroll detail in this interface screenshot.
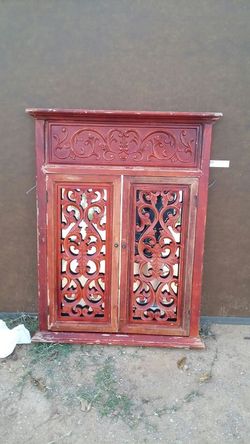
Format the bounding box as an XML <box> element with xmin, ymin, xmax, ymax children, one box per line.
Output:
<box><xmin>131</xmin><ymin>187</ymin><xmax>186</xmax><ymax>322</ymax></box>
<box><xmin>51</xmin><ymin>126</ymin><xmax>197</xmax><ymax>165</ymax></box>
<box><xmin>58</xmin><ymin>185</ymin><xmax>110</xmax><ymax>320</ymax></box>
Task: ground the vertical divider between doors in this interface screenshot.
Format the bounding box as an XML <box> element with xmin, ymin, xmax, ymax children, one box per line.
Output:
<box><xmin>119</xmin><ymin>176</ymin><xmax>126</xmax><ymax>328</ymax></box>
<box><xmin>117</xmin><ymin>175</ymin><xmax>124</xmax><ymax>329</ymax></box>
<box><xmin>118</xmin><ymin>176</ymin><xmax>132</xmax><ymax>329</ymax></box>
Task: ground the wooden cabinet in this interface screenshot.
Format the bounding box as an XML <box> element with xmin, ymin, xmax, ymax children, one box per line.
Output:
<box><xmin>27</xmin><ymin>109</ymin><xmax>222</xmax><ymax>348</ymax></box>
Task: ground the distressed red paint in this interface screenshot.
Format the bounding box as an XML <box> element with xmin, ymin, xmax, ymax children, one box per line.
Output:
<box><xmin>27</xmin><ymin>109</ymin><xmax>222</xmax><ymax>349</ymax></box>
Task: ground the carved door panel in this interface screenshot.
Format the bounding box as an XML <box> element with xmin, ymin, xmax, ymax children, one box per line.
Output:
<box><xmin>46</xmin><ymin>173</ymin><xmax>197</xmax><ymax>336</ymax></box>
<box><xmin>47</xmin><ymin>174</ymin><xmax>121</xmax><ymax>332</ymax></box>
<box><xmin>119</xmin><ymin>176</ymin><xmax>198</xmax><ymax>336</ymax></box>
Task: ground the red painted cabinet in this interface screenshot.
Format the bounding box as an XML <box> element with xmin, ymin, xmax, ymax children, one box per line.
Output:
<box><xmin>27</xmin><ymin>109</ymin><xmax>222</xmax><ymax>348</ymax></box>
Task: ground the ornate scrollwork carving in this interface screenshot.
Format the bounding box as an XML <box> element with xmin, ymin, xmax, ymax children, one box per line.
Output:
<box><xmin>53</xmin><ymin>127</ymin><xmax>71</xmax><ymax>159</ymax></box>
<box><xmin>140</xmin><ymin>131</ymin><xmax>177</xmax><ymax>160</ymax></box>
<box><xmin>105</xmin><ymin>129</ymin><xmax>140</xmax><ymax>160</ymax></box>
<box><xmin>51</xmin><ymin>125</ymin><xmax>197</xmax><ymax>166</ymax></box>
<box><xmin>59</xmin><ymin>185</ymin><xmax>109</xmax><ymax>320</ymax></box>
<box><xmin>71</xmin><ymin>129</ymin><xmax>106</xmax><ymax>159</ymax></box>
<box><xmin>131</xmin><ymin>187</ymin><xmax>185</xmax><ymax>322</ymax></box>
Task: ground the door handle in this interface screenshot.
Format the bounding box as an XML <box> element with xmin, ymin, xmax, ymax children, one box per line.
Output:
<box><xmin>114</xmin><ymin>242</ymin><xmax>119</xmax><ymax>248</ymax></box>
<box><xmin>121</xmin><ymin>242</ymin><xmax>127</xmax><ymax>249</ymax></box>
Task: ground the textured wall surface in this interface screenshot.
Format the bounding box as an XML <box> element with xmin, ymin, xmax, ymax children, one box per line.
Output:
<box><xmin>0</xmin><ymin>0</ymin><xmax>249</xmax><ymax>315</ymax></box>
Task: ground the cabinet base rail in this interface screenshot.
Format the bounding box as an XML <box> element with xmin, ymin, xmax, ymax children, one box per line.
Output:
<box><xmin>32</xmin><ymin>331</ymin><xmax>205</xmax><ymax>349</ymax></box>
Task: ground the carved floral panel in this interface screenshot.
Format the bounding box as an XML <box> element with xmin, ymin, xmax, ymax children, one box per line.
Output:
<box><xmin>129</xmin><ymin>185</ymin><xmax>189</xmax><ymax>324</ymax></box>
<box><xmin>57</xmin><ymin>184</ymin><xmax>112</xmax><ymax>322</ymax></box>
<box><xmin>49</xmin><ymin>124</ymin><xmax>200</xmax><ymax>167</ymax></box>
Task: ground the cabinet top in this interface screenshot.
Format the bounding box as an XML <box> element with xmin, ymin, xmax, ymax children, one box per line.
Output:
<box><xmin>28</xmin><ymin>109</ymin><xmax>222</xmax><ymax>169</ymax></box>
<box><xmin>26</xmin><ymin>108</ymin><xmax>222</xmax><ymax>123</ymax></box>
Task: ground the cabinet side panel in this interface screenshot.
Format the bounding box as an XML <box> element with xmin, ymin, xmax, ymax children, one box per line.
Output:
<box><xmin>190</xmin><ymin>124</ymin><xmax>213</xmax><ymax>337</ymax></box>
<box><xmin>35</xmin><ymin>119</ymin><xmax>48</xmax><ymax>330</ymax></box>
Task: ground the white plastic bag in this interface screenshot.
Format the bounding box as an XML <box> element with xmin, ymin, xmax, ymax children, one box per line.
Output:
<box><xmin>0</xmin><ymin>320</ymin><xmax>31</xmax><ymax>358</ymax></box>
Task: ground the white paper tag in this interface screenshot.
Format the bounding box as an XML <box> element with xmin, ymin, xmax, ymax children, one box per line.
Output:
<box><xmin>210</xmin><ymin>160</ymin><xmax>230</xmax><ymax>168</ymax></box>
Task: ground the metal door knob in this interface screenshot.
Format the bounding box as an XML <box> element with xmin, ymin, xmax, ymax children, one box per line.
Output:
<box><xmin>114</xmin><ymin>242</ymin><xmax>119</xmax><ymax>248</ymax></box>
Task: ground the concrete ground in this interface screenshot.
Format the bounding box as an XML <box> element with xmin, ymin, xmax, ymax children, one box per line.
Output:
<box><xmin>0</xmin><ymin>320</ymin><xmax>250</xmax><ymax>444</ymax></box>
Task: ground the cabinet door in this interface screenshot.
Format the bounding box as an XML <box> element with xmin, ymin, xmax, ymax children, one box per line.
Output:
<box><xmin>47</xmin><ymin>174</ymin><xmax>121</xmax><ymax>332</ymax></box>
<box><xmin>119</xmin><ymin>176</ymin><xmax>198</xmax><ymax>336</ymax></box>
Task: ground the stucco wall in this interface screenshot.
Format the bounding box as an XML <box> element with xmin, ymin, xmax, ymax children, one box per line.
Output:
<box><xmin>0</xmin><ymin>0</ymin><xmax>249</xmax><ymax>315</ymax></box>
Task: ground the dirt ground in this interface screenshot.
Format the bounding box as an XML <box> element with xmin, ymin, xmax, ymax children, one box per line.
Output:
<box><xmin>0</xmin><ymin>318</ymin><xmax>250</xmax><ymax>444</ymax></box>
